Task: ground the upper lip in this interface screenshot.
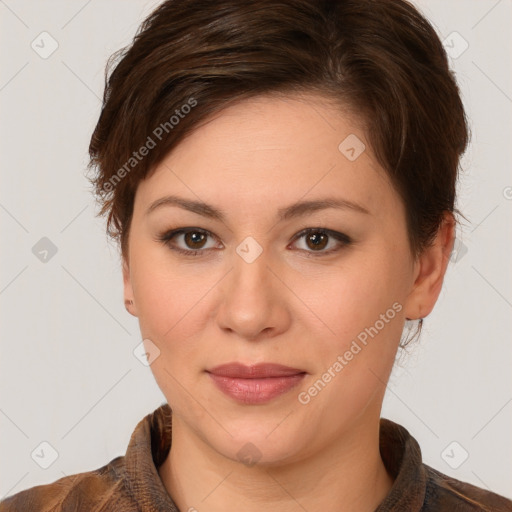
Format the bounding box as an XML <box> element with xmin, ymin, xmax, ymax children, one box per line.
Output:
<box><xmin>207</xmin><ymin>363</ymin><xmax>306</xmax><ymax>378</ymax></box>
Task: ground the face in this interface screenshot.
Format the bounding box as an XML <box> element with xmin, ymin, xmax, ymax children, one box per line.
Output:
<box><xmin>123</xmin><ymin>93</ymin><xmax>445</xmax><ymax>465</ymax></box>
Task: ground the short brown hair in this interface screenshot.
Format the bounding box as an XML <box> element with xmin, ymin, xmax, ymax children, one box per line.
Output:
<box><xmin>88</xmin><ymin>0</ymin><xmax>469</xmax><ymax>265</ymax></box>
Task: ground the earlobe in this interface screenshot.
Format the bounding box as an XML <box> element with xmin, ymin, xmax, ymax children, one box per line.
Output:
<box><xmin>403</xmin><ymin>212</ymin><xmax>456</xmax><ymax>321</ymax></box>
<box><xmin>122</xmin><ymin>258</ymin><xmax>138</xmax><ymax>317</ymax></box>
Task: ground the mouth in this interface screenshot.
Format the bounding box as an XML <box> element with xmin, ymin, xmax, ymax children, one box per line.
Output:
<box><xmin>206</xmin><ymin>362</ymin><xmax>307</xmax><ymax>405</ymax></box>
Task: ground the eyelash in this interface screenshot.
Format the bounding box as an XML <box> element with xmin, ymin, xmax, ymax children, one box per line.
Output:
<box><xmin>156</xmin><ymin>227</ymin><xmax>352</xmax><ymax>258</ymax></box>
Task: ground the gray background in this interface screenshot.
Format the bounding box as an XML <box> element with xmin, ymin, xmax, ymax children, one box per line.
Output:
<box><xmin>1</xmin><ymin>0</ymin><xmax>511</xmax><ymax>501</ymax></box>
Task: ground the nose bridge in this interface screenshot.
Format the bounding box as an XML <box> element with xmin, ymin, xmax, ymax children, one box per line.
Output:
<box><xmin>231</xmin><ymin>234</ymin><xmax>274</xmax><ymax>299</ymax></box>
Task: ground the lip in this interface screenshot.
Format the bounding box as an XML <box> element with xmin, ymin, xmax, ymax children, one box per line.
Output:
<box><xmin>206</xmin><ymin>363</ymin><xmax>307</xmax><ymax>405</ymax></box>
<box><xmin>208</xmin><ymin>362</ymin><xmax>306</xmax><ymax>378</ymax></box>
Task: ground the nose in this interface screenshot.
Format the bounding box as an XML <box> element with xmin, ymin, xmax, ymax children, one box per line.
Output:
<box><xmin>215</xmin><ymin>242</ymin><xmax>291</xmax><ymax>342</ymax></box>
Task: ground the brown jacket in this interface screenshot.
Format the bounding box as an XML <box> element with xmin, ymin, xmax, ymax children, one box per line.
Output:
<box><xmin>1</xmin><ymin>403</ymin><xmax>511</xmax><ymax>511</ymax></box>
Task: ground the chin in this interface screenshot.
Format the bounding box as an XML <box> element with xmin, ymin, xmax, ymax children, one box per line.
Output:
<box><xmin>205</xmin><ymin>415</ymin><xmax>310</xmax><ymax>468</ymax></box>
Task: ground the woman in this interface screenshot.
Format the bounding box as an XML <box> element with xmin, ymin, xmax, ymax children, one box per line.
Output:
<box><xmin>1</xmin><ymin>0</ymin><xmax>511</xmax><ymax>510</ymax></box>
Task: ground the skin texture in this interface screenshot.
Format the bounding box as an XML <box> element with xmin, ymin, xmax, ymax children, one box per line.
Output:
<box><xmin>123</xmin><ymin>93</ymin><xmax>455</xmax><ymax>512</ymax></box>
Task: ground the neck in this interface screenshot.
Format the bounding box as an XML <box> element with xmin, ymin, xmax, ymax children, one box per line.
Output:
<box><xmin>158</xmin><ymin>412</ymin><xmax>394</xmax><ymax>512</ymax></box>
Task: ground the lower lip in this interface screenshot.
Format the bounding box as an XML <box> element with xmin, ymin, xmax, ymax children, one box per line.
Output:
<box><xmin>207</xmin><ymin>373</ymin><xmax>306</xmax><ymax>404</ymax></box>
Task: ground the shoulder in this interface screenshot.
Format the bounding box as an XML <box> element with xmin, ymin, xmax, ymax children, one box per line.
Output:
<box><xmin>0</xmin><ymin>456</ymin><xmax>137</xmax><ymax>512</ymax></box>
<box><xmin>423</xmin><ymin>464</ymin><xmax>512</xmax><ymax>512</ymax></box>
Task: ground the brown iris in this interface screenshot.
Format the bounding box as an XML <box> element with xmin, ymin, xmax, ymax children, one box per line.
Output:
<box><xmin>305</xmin><ymin>231</ymin><xmax>328</xmax><ymax>251</ymax></box>
<box><xmin>185</xmin><ymin>231</ymin><xmax>208</xmax><ymax>249</ymax></box>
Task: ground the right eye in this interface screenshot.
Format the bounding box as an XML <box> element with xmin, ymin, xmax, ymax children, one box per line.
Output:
<box><xmin>157</xmin><ymin>227</ymin><xmax>222</xmax><ymax>257</ymax></box>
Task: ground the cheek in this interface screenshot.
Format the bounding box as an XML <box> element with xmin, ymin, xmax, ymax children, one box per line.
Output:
<box><xmin>129</xmin><ymin>246</ymin><xmax>179</xmax><ymax>330</ymax></box>
<box><xmin>296</xmin><ymin>254</ymin><xmax>403</xmax><ymax>335</ymax></box>
<box><xmin>290</xmin><ymin>255</ymin><xmax>406</xmax><ymax>393</ymax></box>
<box><xmin>132</xmin><ymin>260</ymin><xmax>213</xmax><ymax>404</ymax></box>
<box><xmin>136</xmin><ymin>276</ymin><xmax>209</xmax><ymax>344</ymax></box>
<box><xmin>130</xmin><ymin>246</ymin><xmax>220</xmax><ymax>368</ymax></box>
<box><xmin>295</xmin><ymin>263</ymin><xmax>403</xmax><ymax>421</ymax></box>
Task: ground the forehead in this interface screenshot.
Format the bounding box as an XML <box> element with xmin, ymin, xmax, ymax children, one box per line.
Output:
<box><xmin>134</xmin><ymin>93</ymin><xmax>401</xmax><ymax>224</ymax></box>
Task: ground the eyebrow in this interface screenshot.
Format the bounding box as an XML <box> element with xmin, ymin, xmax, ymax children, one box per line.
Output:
<box><xmin>145</xmin><ymin>194</ymin><xmax>371</xmax><ymax>221</ymax></box>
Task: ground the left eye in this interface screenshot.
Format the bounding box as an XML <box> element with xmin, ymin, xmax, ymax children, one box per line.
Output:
<box><xmin>291</xmin><ymin>228</ymin><xmax>352</xmax><ymax>255</ymax></box>
<box><xmin>157</xmin><ymin>227</ymin><xmax>351</xmax><ymax>256</ymax></box>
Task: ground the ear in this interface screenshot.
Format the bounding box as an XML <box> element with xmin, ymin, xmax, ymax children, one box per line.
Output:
<box><xmin>403</xmin><ymin>211</ymin><xmax>456</xmax><ymax>320</ymax></box>
<box><xmin>123</xmin><ymin>257</ymin><xmax>138</xmax><ymax>317</ymax></box>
